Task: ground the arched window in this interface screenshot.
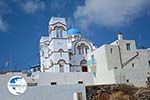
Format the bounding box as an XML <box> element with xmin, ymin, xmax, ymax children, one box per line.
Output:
<box><xmin>77</xmin><ymin>46</ymin><xmax>81</xmax><ymax>55</ymax></box>
<box><xmin>69</xmin><ymin>52</ymin><xmax>72</xmax><ymax>60</ymax></box>
<box><xmin>82</xmin><ymin>46</ymin><xmax>84</xmax><ymax>54</ymax></box>
<box><xmin>69</xmin><ymin>64</ymin><xmax>74</xmax><ymax>72</ymax></box>
<box><xmin>59</xmin><ymin>64</ymin><xmax>64</xmax><ymax>72</ymax></box>
<box><xmin>58</xmin><ymin>59</ymin><xmax>65</xmax><ymax>72</ymax></box>
<box><xmin>56</xmin><ymin>27</ymin><xmax>63</xmax><ymax>38</ymax></box>
<box><xmin>77</xmin><ymin>43</ymin><xmax>90</xmax><ymax>55</ymax></box>
<box><xmin>85</xmin><ymin>46</ymin><xmax>89</xmax><ymax>54</ymax></box>
<box><xmin>58</xmin><ymin>49</ymin><xmax>64</xmax><ymax>57</ymax></box>
<box><xmin>80</xmin><ymin>44</ymin><xmax>85</xmax><ymax>54</ymax></box>
<box><xmin>56</xmin><ymin>27</ymin><xmax>59</xmax><ymax>38</ymax></box>
<box><xmin>59</xmin><ymin>28</ymin><xmax>63</xmax><ymax>38</ymax></box>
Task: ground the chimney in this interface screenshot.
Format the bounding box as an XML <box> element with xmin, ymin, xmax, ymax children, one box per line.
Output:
<box><xmin>118</xmin><ymin>32</ymin><xmax>123</xmax><ymax>40</ymax></box>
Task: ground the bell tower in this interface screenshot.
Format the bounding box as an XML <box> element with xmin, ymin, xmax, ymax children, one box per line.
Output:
<box><xmin>40</xmin><ymin>17</ymin><xmax>70</xmax><ymax>72</ymax></box>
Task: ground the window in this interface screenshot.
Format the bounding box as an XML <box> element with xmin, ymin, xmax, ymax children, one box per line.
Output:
<box><xmin>147</xmin><ymin>77</ymin><xmax>150</xmax><ymax>82</ymax></box>
<box><xmin>80</xmin><ymin>44</ymin><xmax>85</xmax><ymax>54</ymax></box>
<box><xmin>91</xmin><ymin>55</ymin><xmax>95</xmax><ymax>65</ymax></box>
<box><xmin>69</xmin><ymin>64</ymin><xmax>74</xmax><ymax>72</ymax></box>
<box><xmin>93</xmin><ymin>72</ymin><xmax>96</xmax><ymax>77</ymax></box>
<box><xmin>126</xmin><ymin>79</ymin><xmax>129</xmax><ymax>83</ymax></box>
<box><xmin>58</xmin><ymin>59</ymin><xmax>65</xmax><ymax>72</ymax></box>
<box><xmin>27</xmin><ymin>72</ymin><xmax>32</xmax><ymax>77</ymax></box>
<box><xmin>77</xmin><ymin>46</ymin><xmax>81</xmax><ymax>55</ymax></box>
<box><xmin>148</xmin><ymin>61</ymin><xmax>150</xmax><ymax>67</ymax></box>
<box><xmin>69</xmin><ymin>53</ymin><xmax>72</xmax><ymax>60</ymax></box>
<box><xmin>110</xmin><ymin>48</ymin><xmax>113</xmax><ymax>54</ymax></box>
<box><xmin>59</xmin><ymin>64</ymin><xmax>64</xmax><ymax>72</ymax></box>
<box><xmin>77</xmin><ymin>44</ymin><xmax>89</xmax><ymax>55</ymax></box>
<box><xmin>126</xmin><ymin>43</ymin><xmax>131</xmax><ymax>50</ymax></box>
<box><xmin>82</xmin><ymin>66</ymin><xmax>88</xmax><ymax>72</ymax></box>
<box><xmin>59</xmin><ymin>29</ymin><xmax>63</xmax><ymax>38</ymax></box>
<box><xmin>132</xmin><ymin>63</ymin><xmax>134</xmax><ymax>67</ymax></box>
<box><xmin>85</xmin><ymin>46</ymin><xmax>89</xmax><ymax>54</ymax></box>
<box><xmin>79</xmin><ymin>48</ymin><xmax>81</xmax><ymax>55</ymax></box>
<box><xmin>56</xmin><ymin>27</ymin><xmax>63</xmax><ymax>38</ymax></box>
<box><xmin>59</xmin><ymin>49</ymin><xmax>63</xmax><ymax>57</ymax></box>
<box><xmin>56</xmin><ymin>28</ymin><xmax>59</xmax><ymax>38</ymax></box>
<box><xmin>56</xmin><ymin>33</ymin><xmax>59</xmax><ymax>38</ymax></box>
<box><xmin>78</xmin><ymin>81</ymin><xmax>83</xmax><ymax>84</ymax></box>
<box><xmin>81</xmin><ymin>46</ymin><xmax>84</xmax><ymax>54</ymax></box>
<box><xmin>51</xmin><ymin>82</ymin><xmax>57</xmax><ymax>85</ymax></box>
<box><xmin>27</xmin><ymin>83</ymin><xmax>38</xmax><ymax>86</ymax></box>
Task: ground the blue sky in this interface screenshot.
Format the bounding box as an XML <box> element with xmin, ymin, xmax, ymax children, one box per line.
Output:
<box><xmin>0</xmin><ymin>0</ymin><xmax>150</xmax><ymax>71</ymax></box>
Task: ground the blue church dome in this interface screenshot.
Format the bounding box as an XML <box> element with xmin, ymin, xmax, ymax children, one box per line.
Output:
<box><xmin>67</xmin><ymin>28</ymin><xmax>81</xmax><ymax>35</ymax></box>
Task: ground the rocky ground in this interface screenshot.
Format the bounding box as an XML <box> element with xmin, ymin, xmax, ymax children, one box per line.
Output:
<box><xmin>86</xmin><ymin>84</ymin><xmax>150</xmax><ymax>100</ymax></box>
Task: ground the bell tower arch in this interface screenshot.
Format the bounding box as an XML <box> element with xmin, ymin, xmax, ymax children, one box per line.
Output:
<box><xmin>48</xmin><ymin>17</ymin><xmax>67</xmax><ymax>39</ymax></box>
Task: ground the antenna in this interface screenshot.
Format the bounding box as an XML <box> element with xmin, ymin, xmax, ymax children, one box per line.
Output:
<box><xmin>5</xmin><ymin>59</ymin><xmax>9</xmax><ymax>72</ymax></box>
<box><xmin>4</xmin><ymin>54</ymin><xmax>14</xmax><ymax>72</ymax></box>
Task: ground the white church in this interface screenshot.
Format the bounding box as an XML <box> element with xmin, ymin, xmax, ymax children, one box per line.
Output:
<box><xmin>38</xmin><ymin>17</ymin><xmax>150</xmax><ymax>87</ymax></box>
<box><xmin>40</xmin><ymin>17</ymin><xmax>95</xmax><ymax>73</ymax></box>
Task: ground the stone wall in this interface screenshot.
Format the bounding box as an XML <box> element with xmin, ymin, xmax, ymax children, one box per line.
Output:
<box><xmin>86</xmin><ymin>84</ymin><xmax>150</xmax><ymax>100</ymax></box>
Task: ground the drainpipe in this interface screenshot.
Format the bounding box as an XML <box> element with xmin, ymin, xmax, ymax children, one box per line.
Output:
<box><xmin>117</xmin><ymin>32</ymin><xmax>125</xmax><ymax>83</ymax></box>
<box><xmin>118</xmin><ymin>46</ymin><xmax>123</xmax><ymax>69</ymax></box>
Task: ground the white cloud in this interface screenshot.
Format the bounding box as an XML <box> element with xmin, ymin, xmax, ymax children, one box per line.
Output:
<box><xmin>0</xmin><ymin>16</ymin><xmax>8</xmax><ymax>31</ymax></box>
<box><xmin>21</xmin><ymin>0</ymin><xmax>45</xmax><ymax>14</ymax></box>
<box><xmin>74</xmin><ymin>0</ymin><xmax>150</xmax><ymax>29</ymax></box>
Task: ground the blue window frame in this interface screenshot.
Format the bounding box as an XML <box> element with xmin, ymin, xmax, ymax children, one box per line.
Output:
<box><xmin>126</xmin><ymin>43</ymin><xmax>131</xmax><ymax>50</ymax></box>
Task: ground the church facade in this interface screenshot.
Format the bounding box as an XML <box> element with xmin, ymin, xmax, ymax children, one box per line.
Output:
<box><xmin>40</xmin><ymin>17</ymin><xmax>95</xmax><ymax>72</ymax></box>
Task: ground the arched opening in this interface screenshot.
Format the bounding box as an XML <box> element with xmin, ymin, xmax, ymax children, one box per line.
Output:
<box><xmin>77</xmin><ymin>45</ymin><xmax>81</xmax><ymax>55</ymax></box>
<box><xmin>56</xmin><ymin>27</ymin><xmax>63</xmax><ymax>38</ymax></box>
<box><xmin>77</xmin><ymin>43</ymin><xmax>90</xmax><ymax>55</ymax></box>
<box><xmin>80</xmin><ymin>60</ymin><xmax>88</xmax><ymax>72</ymax></box>
<box><xmin>58</xmin><ymin>49</ymin><xmax>64</xmax><ymax>57</ymax></box>
<box><xmin>58</xmin><ymin>59</ymin><xmax>66</xmax><ymax>72</ymax></box>
<box><xmin>85</xmin><ymin>46</ymin><xmax>89</xmax><ymax>54</ymax></box>
<box><xmin>81</xmin><ymin>44</ymin><xmax>85</xmax><ymax>54</ymax></box>
<box><xmin>69</xmin><ymin>64</ymin><xmax>74</xmax><ymax>72</ymax></box>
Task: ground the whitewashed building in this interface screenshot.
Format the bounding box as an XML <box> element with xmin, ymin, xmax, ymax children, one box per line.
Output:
<box><xmin>87</xmin><ymin>33</ymin><xmax>150</xmax><ymax>87</ymax></box>
<box><xmin>0</xmin><ymin>16</ymin><xmax>150</xmax><ymax>100</ymax></box>
<box><xmin>39</xmin><ymin>17</ymin><xmax>150</xmax><ymax>87</ymax></box>
<box><xmin>38</xmin><ymin>16</ymin><xmax>150</xmax><ymax>88</ymax></box>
